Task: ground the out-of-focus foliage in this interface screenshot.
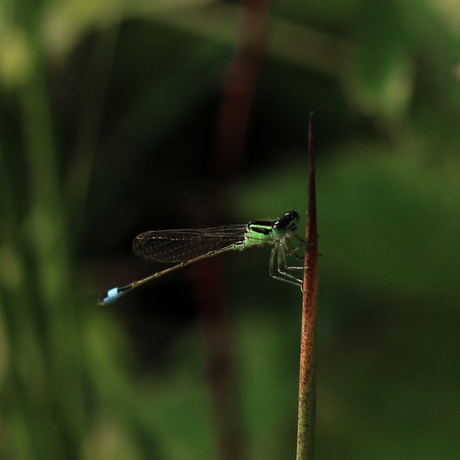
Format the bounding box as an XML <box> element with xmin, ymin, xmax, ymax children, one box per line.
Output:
<box><xmin>1</xmin><ymin>0</ymin><xmax>460</xmax><ymax>459</ymax></box>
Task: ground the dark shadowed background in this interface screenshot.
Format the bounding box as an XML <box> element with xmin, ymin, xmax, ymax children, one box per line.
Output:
<box><xmin>1</xmin><ymin>1</ymin><xmax>460</xmax><ymax>459</ymax></box>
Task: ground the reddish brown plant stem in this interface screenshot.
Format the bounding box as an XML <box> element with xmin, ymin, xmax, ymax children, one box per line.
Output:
<box><xmin>296</xmin><ymin>115</ymin><xmax>319</xmax><ymax>460</ymax></box>
<box><xmin>193</xmin><ymin>2</ymin><xmax>271</xmax><ymax>460</ymax></box>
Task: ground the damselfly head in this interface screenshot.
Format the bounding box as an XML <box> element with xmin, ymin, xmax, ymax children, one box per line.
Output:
<box><xmin>273</xmin><ymin>211</ymin><xmax>299</xmax><ymax>232</ymax></box>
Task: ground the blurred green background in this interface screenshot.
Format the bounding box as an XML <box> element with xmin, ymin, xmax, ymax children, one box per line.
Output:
<box><xmin>1</xmin><ymin>0</ymin><xmax>460</xmax><ymax>459</ymax></box>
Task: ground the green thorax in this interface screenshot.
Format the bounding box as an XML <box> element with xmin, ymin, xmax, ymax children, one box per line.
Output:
<box><xmin>236</xmin><ymin>211</ymin><xmax>300</xmax><ymax>249</ymax></box>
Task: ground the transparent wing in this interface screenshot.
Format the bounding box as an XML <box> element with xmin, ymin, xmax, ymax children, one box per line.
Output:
<box><xmin>133</xmin><ymin>224</ymin><xmax>248</xmax><ymax>263</ymax></box>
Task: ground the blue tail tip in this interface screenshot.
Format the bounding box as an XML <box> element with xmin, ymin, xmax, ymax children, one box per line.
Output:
<box><xmin>98</xmin><ymin>287</ymin><xmax>119</xmax><ymax>305</ymax></box>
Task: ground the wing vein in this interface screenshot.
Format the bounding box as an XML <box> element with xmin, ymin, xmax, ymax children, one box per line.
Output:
<box><xmin>133</xmin><ymin>224</ymin><xmax>248</xmax><ymax>262</ymax></box>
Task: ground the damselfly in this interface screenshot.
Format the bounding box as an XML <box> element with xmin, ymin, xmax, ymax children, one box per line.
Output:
<box><xmin>98</xmin><ymin>211</ymin><xmax>306</xmax><ymax>304</ymax></box>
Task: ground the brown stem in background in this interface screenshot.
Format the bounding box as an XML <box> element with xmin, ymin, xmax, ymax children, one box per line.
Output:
<box><xmin>192</xmin><ymin>1</ymin><xmax>271</xmax><ymax>460</ymax></box>
<box><xmin>214</xmin><ymin>0</ymin><xmax>271</xmax><ymax>180</ymax></box>
<box><xmin>296</xmin><ymin>114</ymin><xmax>319</xmax><ymax>460</ymax></box>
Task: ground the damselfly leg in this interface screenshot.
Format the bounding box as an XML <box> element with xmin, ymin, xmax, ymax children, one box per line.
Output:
<box><xmin>268</xmin><ymin>236</ymin><xmax>308</xmax><ymax>289</ymax></box>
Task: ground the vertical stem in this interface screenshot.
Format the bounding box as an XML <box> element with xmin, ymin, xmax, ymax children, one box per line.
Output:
<box><xmin>66</xmin><ymin>22</ymin><xmax>120</xmax><ymax>247</ymax></box>
<box><xmin>296</xmin><ymin>114</ymin><xmax>319</xmax><ymax>460</ymax></box>
<box><xmin>194</xmin><ymin>1</ymin><xmax>271</xmax><ymax>459</ymax></box>
<box><xmin>194</xmin><ymin>258</ymin><xmax>244</xmax><ymax>460</ymax></box>
<box><xmin>214</xmin><ymin>0</ymin><xmax>271</xmax><ymax>181</ymax></box>
<box><xmin>18</xmin><ymin>36</ymin><xmax>86</xmax><ymax>459</ymax></box>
